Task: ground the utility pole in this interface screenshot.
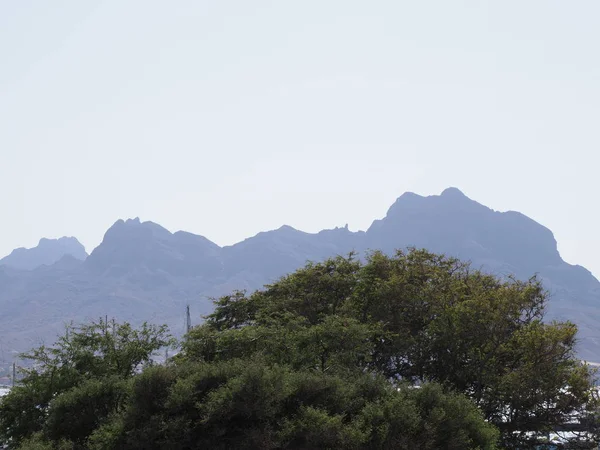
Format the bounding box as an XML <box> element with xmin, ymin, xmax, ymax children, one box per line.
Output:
<box><xmin>12</xmin><ymin>362</ymin><xmax>15</xmax><ymax>387</ymax></box>
<box><xmin>186</xmin><ymin>305</ymin><xmax>191</xmax><ymax>334</ymax></box>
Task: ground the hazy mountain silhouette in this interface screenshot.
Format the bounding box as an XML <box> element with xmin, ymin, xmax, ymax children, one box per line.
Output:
<box><xmin>1</xmin><ymin>188</ymin><xmax>599</xmax><ymax>361</ymax></box>
<box><xmin>0</xmin><ymin>237</ymin><xmax>87</xmax><ymax>271</ymax></box>
<box><xmin>366</xmin><ymin>187</ymin><xmax>562</xmax><ymax>276</ymax></box>
<box><xmin>85</xmin><ymin>218</ymin><xmax>222</xmax><ymax>279</ymax></box>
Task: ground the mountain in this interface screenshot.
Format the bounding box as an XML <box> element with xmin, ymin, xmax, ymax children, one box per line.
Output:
<box><xmin>366</xmin><ymin>187</ymin><xmax>563</xmax><ymax>275</ymax></box>
<box><xmin>221</xmin><ymin>224</ymin><xmax>361</xmax><ymax>291</ymax></box>
<box><xmin>1</xmin><ymin>188</ymin><xmax>599</xmax><ymax>362</ymax></box>
<box><xmin>0</xmin><ymin>237</ymin><xmax>87</xmax><ymax>270</ymax></box>
<box><xmin>85</xmin><ymin>218</ymin><xmax>222</xmax><ymax>279</ymax></box>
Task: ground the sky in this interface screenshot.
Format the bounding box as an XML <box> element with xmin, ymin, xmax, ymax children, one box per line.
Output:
<box><xmin>1</xmin><ymin>1</ymin><xmax>599</xmax><ymax>275</ymax></box>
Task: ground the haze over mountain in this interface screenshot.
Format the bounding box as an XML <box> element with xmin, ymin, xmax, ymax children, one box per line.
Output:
<box><xmin>0</xmin><ymin>237</ymin><xmax>87</xmax><ymax>271</ymax></box>
<box><xmin>1</xmin><ymin>188</ymin><xmax>599</xmax><ymax>362</ymax></box>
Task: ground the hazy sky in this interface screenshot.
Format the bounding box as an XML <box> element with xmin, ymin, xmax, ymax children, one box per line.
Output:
<box><xmin>2</xmin><ymin>1</ymin><xmax>599</xmax><ymax>275</ymax></box>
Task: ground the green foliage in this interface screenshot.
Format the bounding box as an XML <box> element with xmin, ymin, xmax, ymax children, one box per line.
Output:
<box><xmin>182</xmin><ymin>313</ymin><xmax>381</xmax><ymax>374</ymax></box>
<box><xmin>45</xmin><ymin>376</ymin><xmax>128</xmax><ymax>445</ymax></box>
<box><xmin>0</xmin><ymin>319</ymin><xmax>171</xmax><ymax>448</ymax></box>
<box><xmin>358</xmin><ymin>383</ymin><xmax>499</xmax><ymax>450</ymax></box>
<box><xmin>183</xmin><ymin>248</ymin><xmax>598</xmax><ymax>448</ymax></box>
<box><xmin>15</xmin><ymin>433</ymin><xmax>72</xmax><ymax>450</ymax></box>
<box><xmin>94</xmin><ymin>359</ymin><xmax>497</xmax><ymax>449</ymax></box>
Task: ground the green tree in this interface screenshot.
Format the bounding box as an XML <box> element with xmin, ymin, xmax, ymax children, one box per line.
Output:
<box><xmin>0</xmin><ymin>319</ymin><xmax>171</xmax><ymax>448</ymax></box>
<box><xmin>183</xmin><ymin>249</ymin><xmax>598</xmax><ymax>448</ymax></box>
<box><xmin>90</xmin><ymin>359</ymin><xmax>498</xmax><ymax>450</ymax></box>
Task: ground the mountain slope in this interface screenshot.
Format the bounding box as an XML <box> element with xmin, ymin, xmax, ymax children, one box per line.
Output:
<box><xmin>0</xmin><ymin>188</ymin><xmax>599</xmax><ymax>361</ymax></box>
<box><xmin>221</xmin><ymin>224</ymin><xmax>362</xmax><ymax>292</ymax></box>
<box><xmin>85</xmin><ymin>218</ymin><xmax>223</xmax><ymax>279</ymax></box>
<box><xmin>366</xmin><ymin>187</ymin><xmax>562</xmax><ymax>274</ymax></box>
<box><xmin>0</xmin><ymin>237</ymin><xmax>87</xmax><ymax>270</ymax></box>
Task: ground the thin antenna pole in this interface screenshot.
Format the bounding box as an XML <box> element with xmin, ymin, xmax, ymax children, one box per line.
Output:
<box><xmin>12</xmin><ymin>362</ymin><xmax>15</xmax><ymax>387</ymax></box>
<box><xmin>186</xmin><ymin>305</ymin><xmax>191</xmax><ymax>334</ymax></box>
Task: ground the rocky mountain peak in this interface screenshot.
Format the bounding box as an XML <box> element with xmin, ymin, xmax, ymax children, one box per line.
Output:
<box><xmin>85</xmin><ymin>218</ymin><xmax>222</xmax><ymax>277</ymax></box>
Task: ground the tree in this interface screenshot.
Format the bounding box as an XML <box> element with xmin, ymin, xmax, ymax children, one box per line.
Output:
<box><xmin>0</xmin><ymin>319</ymin><xmax>171</xmax><ymax>448</ymax></box>
<box><xmin>89</xmin><ymin>359</ymin><xmax>498</xmax><ymax>450</ymax></box>
<box><xmin>183</xmin><ymin>249</ymin><xmax>598</xmax><ymax>448</ymax></box>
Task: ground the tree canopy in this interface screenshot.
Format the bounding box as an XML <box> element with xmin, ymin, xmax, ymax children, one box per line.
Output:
<box><xmin>0</xmin><ymin>319</ymin><xmax>171</xmax><ymax>449</ymax></box>
<box><xmin>182</xmin><ymin>249</ymin><xmax>599</xmax><ymax>448</ymax></box>
<box><xmin>0</xmin><ymin>249</ymin><xmax>597</xmax><ymax>449</ymax></box>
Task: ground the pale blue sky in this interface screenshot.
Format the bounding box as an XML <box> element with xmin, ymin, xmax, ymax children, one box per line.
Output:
<box><xmin>1</xmin><ymin>1</ymin><xmax>599</xmax><ymax>275</ymax></box>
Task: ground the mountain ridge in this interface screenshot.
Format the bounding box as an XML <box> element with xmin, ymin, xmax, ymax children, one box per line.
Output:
<box><xmin>1</xmin><ymin>188</ymin><xmax>599</xmax><ymax>361</ymax></box>
<box><xmin>0</xmin><ymin>236</ymin><xmax>88</xmax><ymax>271</ymax></box>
